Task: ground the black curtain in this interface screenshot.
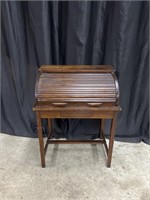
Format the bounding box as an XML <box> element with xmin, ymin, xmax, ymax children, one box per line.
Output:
<box><xmin>1</xmin><ymin>1</ymin><xmax>149</xmax><ymax>144</ymax></box>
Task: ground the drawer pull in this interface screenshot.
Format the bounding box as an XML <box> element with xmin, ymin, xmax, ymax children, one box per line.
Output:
<box><xmin>52</xmin><ymin>102</ymin><xmax>67</xmax><ymax>107</ymax></box>
<box><xmin>87</xmin><ymin>103</ymin><xmax>102</xmax><ymax>107</ymax></box>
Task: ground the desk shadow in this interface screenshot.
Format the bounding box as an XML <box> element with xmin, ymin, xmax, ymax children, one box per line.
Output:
<box><xmin>49</xmin><ymin>144</ymin><xmax>59</xmax><ymax>167</ymax></box>
<box><xmin>48</xmin><ymin>143</ymin><xmax>106</xmax><ymax>167</ymax></box>
<box><xmin>91</xmin><ymin>143</ymin><xmax>107</xmax><ymax>164</ymax></box>
<box><xmin>91</xmin><ymin>144</ymin><xmax>99</xmax><ymax>163</ymax></box>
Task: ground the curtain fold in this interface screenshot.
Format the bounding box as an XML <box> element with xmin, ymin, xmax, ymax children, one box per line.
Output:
<box><xmin>1</xmin><ymin>1</ymin><xmax>149</xmax><ymax>144</ymax></box>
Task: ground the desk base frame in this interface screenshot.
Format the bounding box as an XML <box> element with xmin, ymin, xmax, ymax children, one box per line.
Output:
<box><xmin>36</xmin><ymin>111</ymin><xmax>117</xmax><ymax>168</ymax></box>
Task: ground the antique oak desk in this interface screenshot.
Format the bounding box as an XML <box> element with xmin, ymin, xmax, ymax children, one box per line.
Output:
<box><xmin>33</xmin><ymin>65</ymin><xmax>121</xmax><ymax>168</ymax></box>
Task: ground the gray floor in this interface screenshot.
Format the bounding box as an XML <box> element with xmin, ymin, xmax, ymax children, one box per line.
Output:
<box><xmin>0</xmin><ymin>133</ymin><xmax>149</xmax><ymax>200</ymax></box>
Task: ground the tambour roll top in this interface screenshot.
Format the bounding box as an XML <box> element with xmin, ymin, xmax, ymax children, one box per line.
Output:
<box><xmin>33</xmin><ymin>65</ymin><xmax>121</xmax><ymax>168</ymax></box>
<box><xmin>35</xmin><ymin>65</ymin><xmax>120</xmax><ymax>105</ymax></box>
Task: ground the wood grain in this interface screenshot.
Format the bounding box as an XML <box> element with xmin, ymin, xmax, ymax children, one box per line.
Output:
<box><xmin>36</xmin><ymin>73</ymin><xmax>117</xmax><ymax>103</ymax></box>
<box><xmin>39</xmin><ymin>65</ymin><xmax>115</xmax><ymax>73</ymax></box>
<box><xmin>33</xmin><ymin>65</ymin><xmax>121</xmax><ymax>168</ymax></box>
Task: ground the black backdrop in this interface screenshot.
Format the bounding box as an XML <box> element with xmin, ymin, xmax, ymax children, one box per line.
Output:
<box><xmin>1</xmin><ymin>1</ymin><xmax>149</xmax><ymax>144</ymax></box>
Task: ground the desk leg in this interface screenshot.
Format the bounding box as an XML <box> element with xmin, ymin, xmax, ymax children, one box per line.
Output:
<box><xmin>36</xmin><ymin>112</ymin><xmax>45</xmax><ymax>168</ymax></box>
<box><xmin>48</xmin><ymin>119</ymin><xmax>52</xmax><ymax>138</ymax></box>
<box><xmin>107</xmin><ymin>113</ymin><xmax>117</xmax><ymax>168</ymax></box>
<box><xmin>100</xmin><ymin>119</ymin><xmax>105</xmax><ymax>139</ymax></box>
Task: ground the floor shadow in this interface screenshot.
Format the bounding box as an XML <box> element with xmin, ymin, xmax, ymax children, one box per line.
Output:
<box><xmin>49</xmin><ymin>144</ymin><xmax>59</xmax><ymax>167</ymax></box>
<box><xmin>91</xmin><ymin>144</ymin><xmax>99</xmax><ymax>163</ymax></box>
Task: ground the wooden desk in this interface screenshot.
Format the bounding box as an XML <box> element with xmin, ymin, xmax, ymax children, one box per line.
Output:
<box><xmin>33</xmin><ymin>65</ymin><xmax>121</xmax><ymax>168</ymax></box>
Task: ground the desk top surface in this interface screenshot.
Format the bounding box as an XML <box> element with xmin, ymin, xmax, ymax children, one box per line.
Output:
<box><xmin>39</xmin><ymin>65</ymin><xmax>115</xmax><ymax>73</ymax></box>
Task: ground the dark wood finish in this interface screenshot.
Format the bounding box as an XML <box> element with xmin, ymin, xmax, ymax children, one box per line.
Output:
<box><xmin>100</xmin><ymin>119</ymin><xmax>105</xmax><ymax>139</ymax></box>
<box><xmin>107</xmin><ymin>113</ymin><xmax>117</xmax><ymax>167</ymax></box>
<box><xmin>39</xmin><ymin>65</ymin><xmax>115</xmax><ymax>73</ymax></box>
<box><xmin>33</xmin><ymin>65</ymin><xmax>121</xmax><ymax>168</ymax></box>
<box><xmin>36</xmin><ymin>112</ymin><xmax>45</xmax><ymax>168</ymax></box>
<box><xmin>48</xmin><ymin>119</ymin><xmax>52</xmax><ymax>138</ymax></box>
<box><xmin>48</xmin><ymin>139</ymin><xmax>105</xmax><ymax>144</ymax></box>
<box><xmin>36</xmin><ymin>73</ymin><xmax>117</xmax><ymax>103</ymax></box>
<box><xmin>39</xmin><ymin>110</ymin><xmax>114</xmax><ymax>119</ymax></box>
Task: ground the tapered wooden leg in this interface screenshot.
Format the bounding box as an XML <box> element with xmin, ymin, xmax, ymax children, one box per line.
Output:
<box><xmin>107</xmin><ymin>113</ymin><xmax>117</xmax><ymax>168</ymax></box>
<box><xmin>48</xmin><ymin>119</ymin><xmax>52</xmax><ymax>138</ymax></box>
<box><xmin>36</xmin><ymin>112</ymin><xmax>45</xmax><ymax>168</ymax></box>
<box><xmin>100</xmin><ymin>119</ymin><xmax>105</xmax><ymax>139</ymax></box>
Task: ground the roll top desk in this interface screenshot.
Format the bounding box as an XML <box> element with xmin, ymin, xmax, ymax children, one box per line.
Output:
<box><xmin>33</xmin><ymin>65</ymin><xmax>121</xmax><ymax>168</ymax></box>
